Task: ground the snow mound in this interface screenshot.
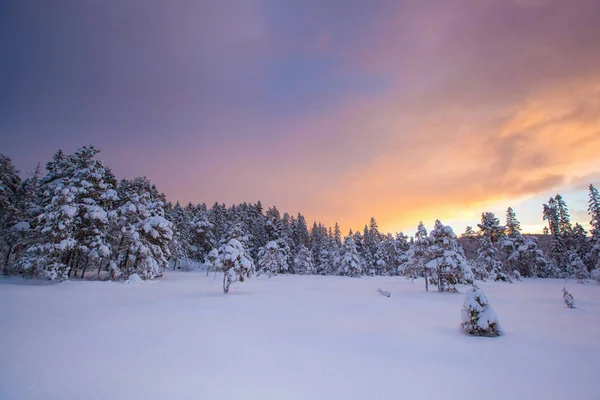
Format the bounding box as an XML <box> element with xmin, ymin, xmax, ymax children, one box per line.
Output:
<box><xmin>125</xmin><ymin>274</ymin><xmax>143</xmax><ymax>284</ymax></box>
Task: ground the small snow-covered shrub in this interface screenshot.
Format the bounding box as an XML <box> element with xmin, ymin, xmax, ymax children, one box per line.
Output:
<box><xmin>213</xmin><ymin>239</ymin><xmax>254</xmax><ymax>294</ymax></box>
<box><xmin>377</xmin><ymin>288</ymin><xmax>390</xmax><ymax>297</ymax></box>
<box><xmin>562</xmin><ymin>287</ymin><xmax>575</xmax><ymax>308</ymax></box>
<box><xmin>461</xmin><ymin>287</ymin><xmax>503</xmax><ymax>337</ymax></box>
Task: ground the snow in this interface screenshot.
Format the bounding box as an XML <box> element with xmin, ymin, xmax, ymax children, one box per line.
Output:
<box><xmin>61</xmin><ymin>204</ymin><xmax>78</xmax><ymax>218</ymax></box>
<box><xmin>0</xmin><ymin>274</ymin><xmax>599</xmax><ymax>400</ymax></box>
<box><xmin>11</xmin><ymin>221</ymin><xmax>30</xmax><ymax>232</ymax></box>
<box><xmin>125</xmin><ymin>273</ymin><xmax>143</xmax><ymax>284</ymax></box>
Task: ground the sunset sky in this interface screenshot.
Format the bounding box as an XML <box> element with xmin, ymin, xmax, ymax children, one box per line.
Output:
<box><xmin>2</xmin><ymin>0</ymin><xmax>599</xmax><ymax>236</ymax></box>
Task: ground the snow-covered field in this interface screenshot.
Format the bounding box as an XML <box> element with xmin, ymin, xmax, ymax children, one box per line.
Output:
<box><xmin>1</xmin><ymin>273</ymin><xmax>599</xmax><ymax>400</ymax></box>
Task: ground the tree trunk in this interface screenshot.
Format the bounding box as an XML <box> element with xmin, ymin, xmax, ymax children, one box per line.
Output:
<box><xmin>424</xmin><ymin>267</ymin><xmax>429</xmax><ymax>292</ymax></box>
<box><xmin>74</xmin><ymin>255</ymin><xmax>83</xmax><ymax>278</ymax></box>
<box><xmin>222</xmin><ymin>271</ymin><xmax>229</xmax><ymax>294</ymax></box>
<box><xmin>65</xmin><ymin>251</ymin><xmax>75</xmax><ymax>278</ymax></box>
<box><xmin>114</xmin><ymin>234</ymin><xmax>125</xmax><ymax>264</ymax></box>
<box><xmin>4</xmin><ymin>244</ymin><xmax>13</xmax><ymax>274</ymax></box>
<box><xmin>81</xmin><ymin>256</ymin><xmax>93</xmax><ymax>279</ymax></box>
<box><xmin>120</xmin><ymin>248</ymin><xmax>131</xmax><ymax>278</ymax></box>
<box><xmin>5</xmin><ymin>244</ymin><xmax>13</xmax><ymax>267</ymax></box>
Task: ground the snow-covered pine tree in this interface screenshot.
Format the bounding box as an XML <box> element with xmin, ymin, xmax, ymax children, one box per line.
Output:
<box><xmin>113</xmin><ymin>176</ymin><xmax>173</xmax><ymax>280</ymax></box>
<box><xmin>31</xmin><ymin>147</ymin><xmax>120</xmax><ymax>280</ymax></box>
<box><xmin>167</xmin><ymin>202</ymin><xmax>191</xmax><ymax>269</ymax></box>
<box><xmin>247</xmin><ymin>202</ymin><xmax>267</xmax><ymax>262</ymax></box>
<box><xmin>208</xmin><ymin>202</ymin><xmax>228</xmax><ymax>246</ymax></box>
<box><xmin>461</xmin><ymin>287</ymin><xmax>503</xmax><ymax>337</ymax></box>
<box><xmin>477</xmin><ymin>212</ymin><xmax>506</xmax><ymax>244</ymax></box>
<box><xmin>264</xmin><ymin>205</ymin><xmax>281</xmax><ymax>242</ymax></box>
<box><xmin>9</xmin><ymin>164</ymin><xmax>42</xmax><ymax>276</ymax></box>
<box><xmin>34</xmin><ymin>150</ymin><xmax>80</xmax><ymax>281</ymax></box>
<box><xmin>317</xmin><ymin>245</ymin><xmax>335</xmax><ymax>275</ymax></box>
<box><xmin>358</xmin><ymin>225</ymin><xmax>374</xmax><ymax>272</ymax></box>
<box><xmin>293</xmin><ymin>245</ymin><xmax>315</xmax><ymax>275</ymax></box>
<box><xmin>0</xmin><ymin>155</ymin><xmax>23</xmax><ymax>274</ymax></box>
<box><xmin>392</xmin><ymin>233</ymin><xmax>410</xmax><ymax>276</ymax></box>
<box><xmin>476</xmin><ymin>235</ymin><xmax>506</xmax><ymax>281</ymax></box>
<box><xmin>504</xmin><ymin>207</ymin><xmax>521</xmax><ymax>238</ymax></box>
<box><xmin>257</xmin><ymin>240</ymin><xmax>287</xmax><ymax>277</ymax></box>
<box><xmin>188</xmin><ymin>203</ymin><xmax>215</xmax><ymax>266</ymax></box>
<box><xmin>279</xmin><ymin>212</ymin><xmax>295</xmax><ymax>271</ymax></box>
<box><xmin>337</xmin><ymin>236</ymin><xmax>363</xmax><ymax>277</ymax></box>
<box><xmin>570</xmin><ymin>223</ymin><xmax>591</xmax><ymax>271</ymax></box>
<box><xmin>310</xmin><ymin>222</ymin><xmax>330</xmax><ymax>274</ymax></box>
<box><xmin>461</xmin><ymin>226</ymin><xmax>477</xmax><ymax>240</ymax></box>
<box><xmin>427</xmin><ymin>220</ymin><xmax>473</xmax><ymax>292</ymax></box>
<box><xmin>405</xmin><ymin>221</ymin><xmax>431</xmax><ymax>290</ymax></box>
<box><xmin>333</xmin><ymin>222</ymin><xmax>342</xmax><ymax>248</ymax></box>
<box><xmin>544</xmin><ymin>194</ymin><xmax>578</xmax><ymax>276</ymax></box>
<box><xmin>588</xmin><ymin>184</ymin><xmax>600</xmax><ymax>271</ymax></box>
<box><xmin>363</xmin><ymin>217</ymin><xmax>382</xmax><ymax>273</ymax></box>
<box><xmin>506</xmin><ymin>235</ymin><xmax>549</xmax><ymax>278</ymax></box>
<box><xmin>291</xmin><ymin>213</ymin><xmax>309</xmax><ymax>250</ymax></box>
<box><xmin>566</xmin><ymin>249</ymin><xmax>588</xmax><ymax>282</ymax></box>
<box><xmin>69</xmin><ymin>146</ymin><xmax>119</xmax><ymax>278</ymax></box>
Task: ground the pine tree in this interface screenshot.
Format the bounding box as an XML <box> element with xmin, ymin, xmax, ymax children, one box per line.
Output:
<box><xmin>565</xmin><ymin>249</ymin><xmax>588</xmax><ymax>282</ymax></box>
<box><xmin>113</xmin><ymin>176</ymin><xmax>173</xmax><ymax>280</ymax></box>
<box><xmin>0</xmin><ymin>155</ymin><xmax>23</xmax><ymax>274</ymax></box>
<box><xmin>571</xmin><ymin>223</ymin><xmax>591</xmax><ymax>270</ymax></box>
<box><xmin>504</xmin><ymin>207</ymin><xmax>521</xmax><ymax>238</ymax></box>
<box><xmin>477</xmin><ymin>212</ymin><xmax>505</xmax><ymax>244</ymax></box>
<box><xmin>9</xmin><ymin>164</ymin><xmax>42</xmax><ymax>276</ymax></box>
<box><xmin>502</xmin><ymin>207</ymin><xmax>538</xmax><ymax>278</ymax></box>
<box><xmin>476</xmin><ymin>236</ymin><xmax>506</xmax><ymax>281</ymax></box>
<box><xmin>506</xmin><ymin>235</ymin><xmax>549</xmax><ymax>278</ymax></box>
<box><xmin>257</xmin><ymin>240</ymin><xmax>287</xmax><ymax>277</ymax></box>
<box><xmin>168</xmin><ymin>202</ymin><xmax>191</xmax><ymax>269</ymax></box>
<box><xmin>70</xmin><ymin>146</ymin><xmax>119</xmax><ymax>278</ymax></box>
<box><xmin>427</xmin><ymin>220</ymin><xmax>473</xmax><ymax>292</ymax></box>
<box><xmin>461</xmin><ymin>226</ymin><xmax>477</xmax><ymax>240</ymax></box>
<box><xmin>34</xmin><ymin>150</ymin><xmax>80</xmax><ymax>280</ymax></box>
<box><xmin>359</xmin><ymin>225</ymin><xmax>375</xmax><ymax>271</ymax></box>
<box><xmin>292</xmin><ymin>213</ymin><xmax>310</xmax><ymax>250</ymax></box>
<box><xmin>337</xmin><ymin>236</ymin><xmax>363</xmax><ymax>277</ymax></box>
<box><xmin>543</xmin><ymin>194</ymin><xmax>575</xmax><ymax>275</ymax></box>
<box><xmin>293</xmin><ymin>245</ymin><xmax>315</xmax><ymax>275</ymax></box>
<box><xmin>31</xmin><ymin>147</ymin><xmax>121</xmax><ymax>280</ymax></box>
<box><xmin>461</xmin><ymin>287</ymin><xmax>503</xmax><ymax>337</ymax></box>
<box><xmin>189</xmin><ymin>203</ymin><xmax>215</xmax><ymax>264</ymax></box>
<box><xmin>587</xmin><ymin>184</ymin><xmax>600</xmax><ymax>271</ymax></box>
<box><xmin>333</xmin><ymin>222</ymin><xmax>342</xmax><ymax>248</ymax></box>
<box><xmin>405</xmin><ymin>221</ymin><xmax>431</xmax><ymax>290</ymax></box>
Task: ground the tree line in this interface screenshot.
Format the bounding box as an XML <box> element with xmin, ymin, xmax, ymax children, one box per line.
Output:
<box><xmin>1</xmin><ymin>146</ymin><xmax>599</xmax><ymax>291</ymax></box>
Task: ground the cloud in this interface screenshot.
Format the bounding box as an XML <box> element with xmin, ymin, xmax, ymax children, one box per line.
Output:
<box><xmin>4</xmin><ymin>0</ymin><xmax>600</xmax><ymax>236</ymax></box>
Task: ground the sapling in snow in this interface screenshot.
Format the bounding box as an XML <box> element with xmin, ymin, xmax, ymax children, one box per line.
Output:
<box><xmin>211</xmin><ymin>239</ymin><xmax>254</xmax><ymax>294</ymax></box>
<box><xmin>562</xmin><ymin>287</ymin><xmax>575</xmax><ymax>308</ymax></box>
<box><xmin>461</xmin><ymin>287</ymin><xmax>503</xmax><ymax>337</ymax></box>
<box><xmin>377</xmin><ymin>288</ymin><xmax>390</xmax><ymax>297</ymax></box>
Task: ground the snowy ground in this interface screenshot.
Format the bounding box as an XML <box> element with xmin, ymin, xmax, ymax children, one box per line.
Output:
<box><xmin>1</xmin><ymin>273</ymin><xmax>599</xmax><ymax>400</ymax></box>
